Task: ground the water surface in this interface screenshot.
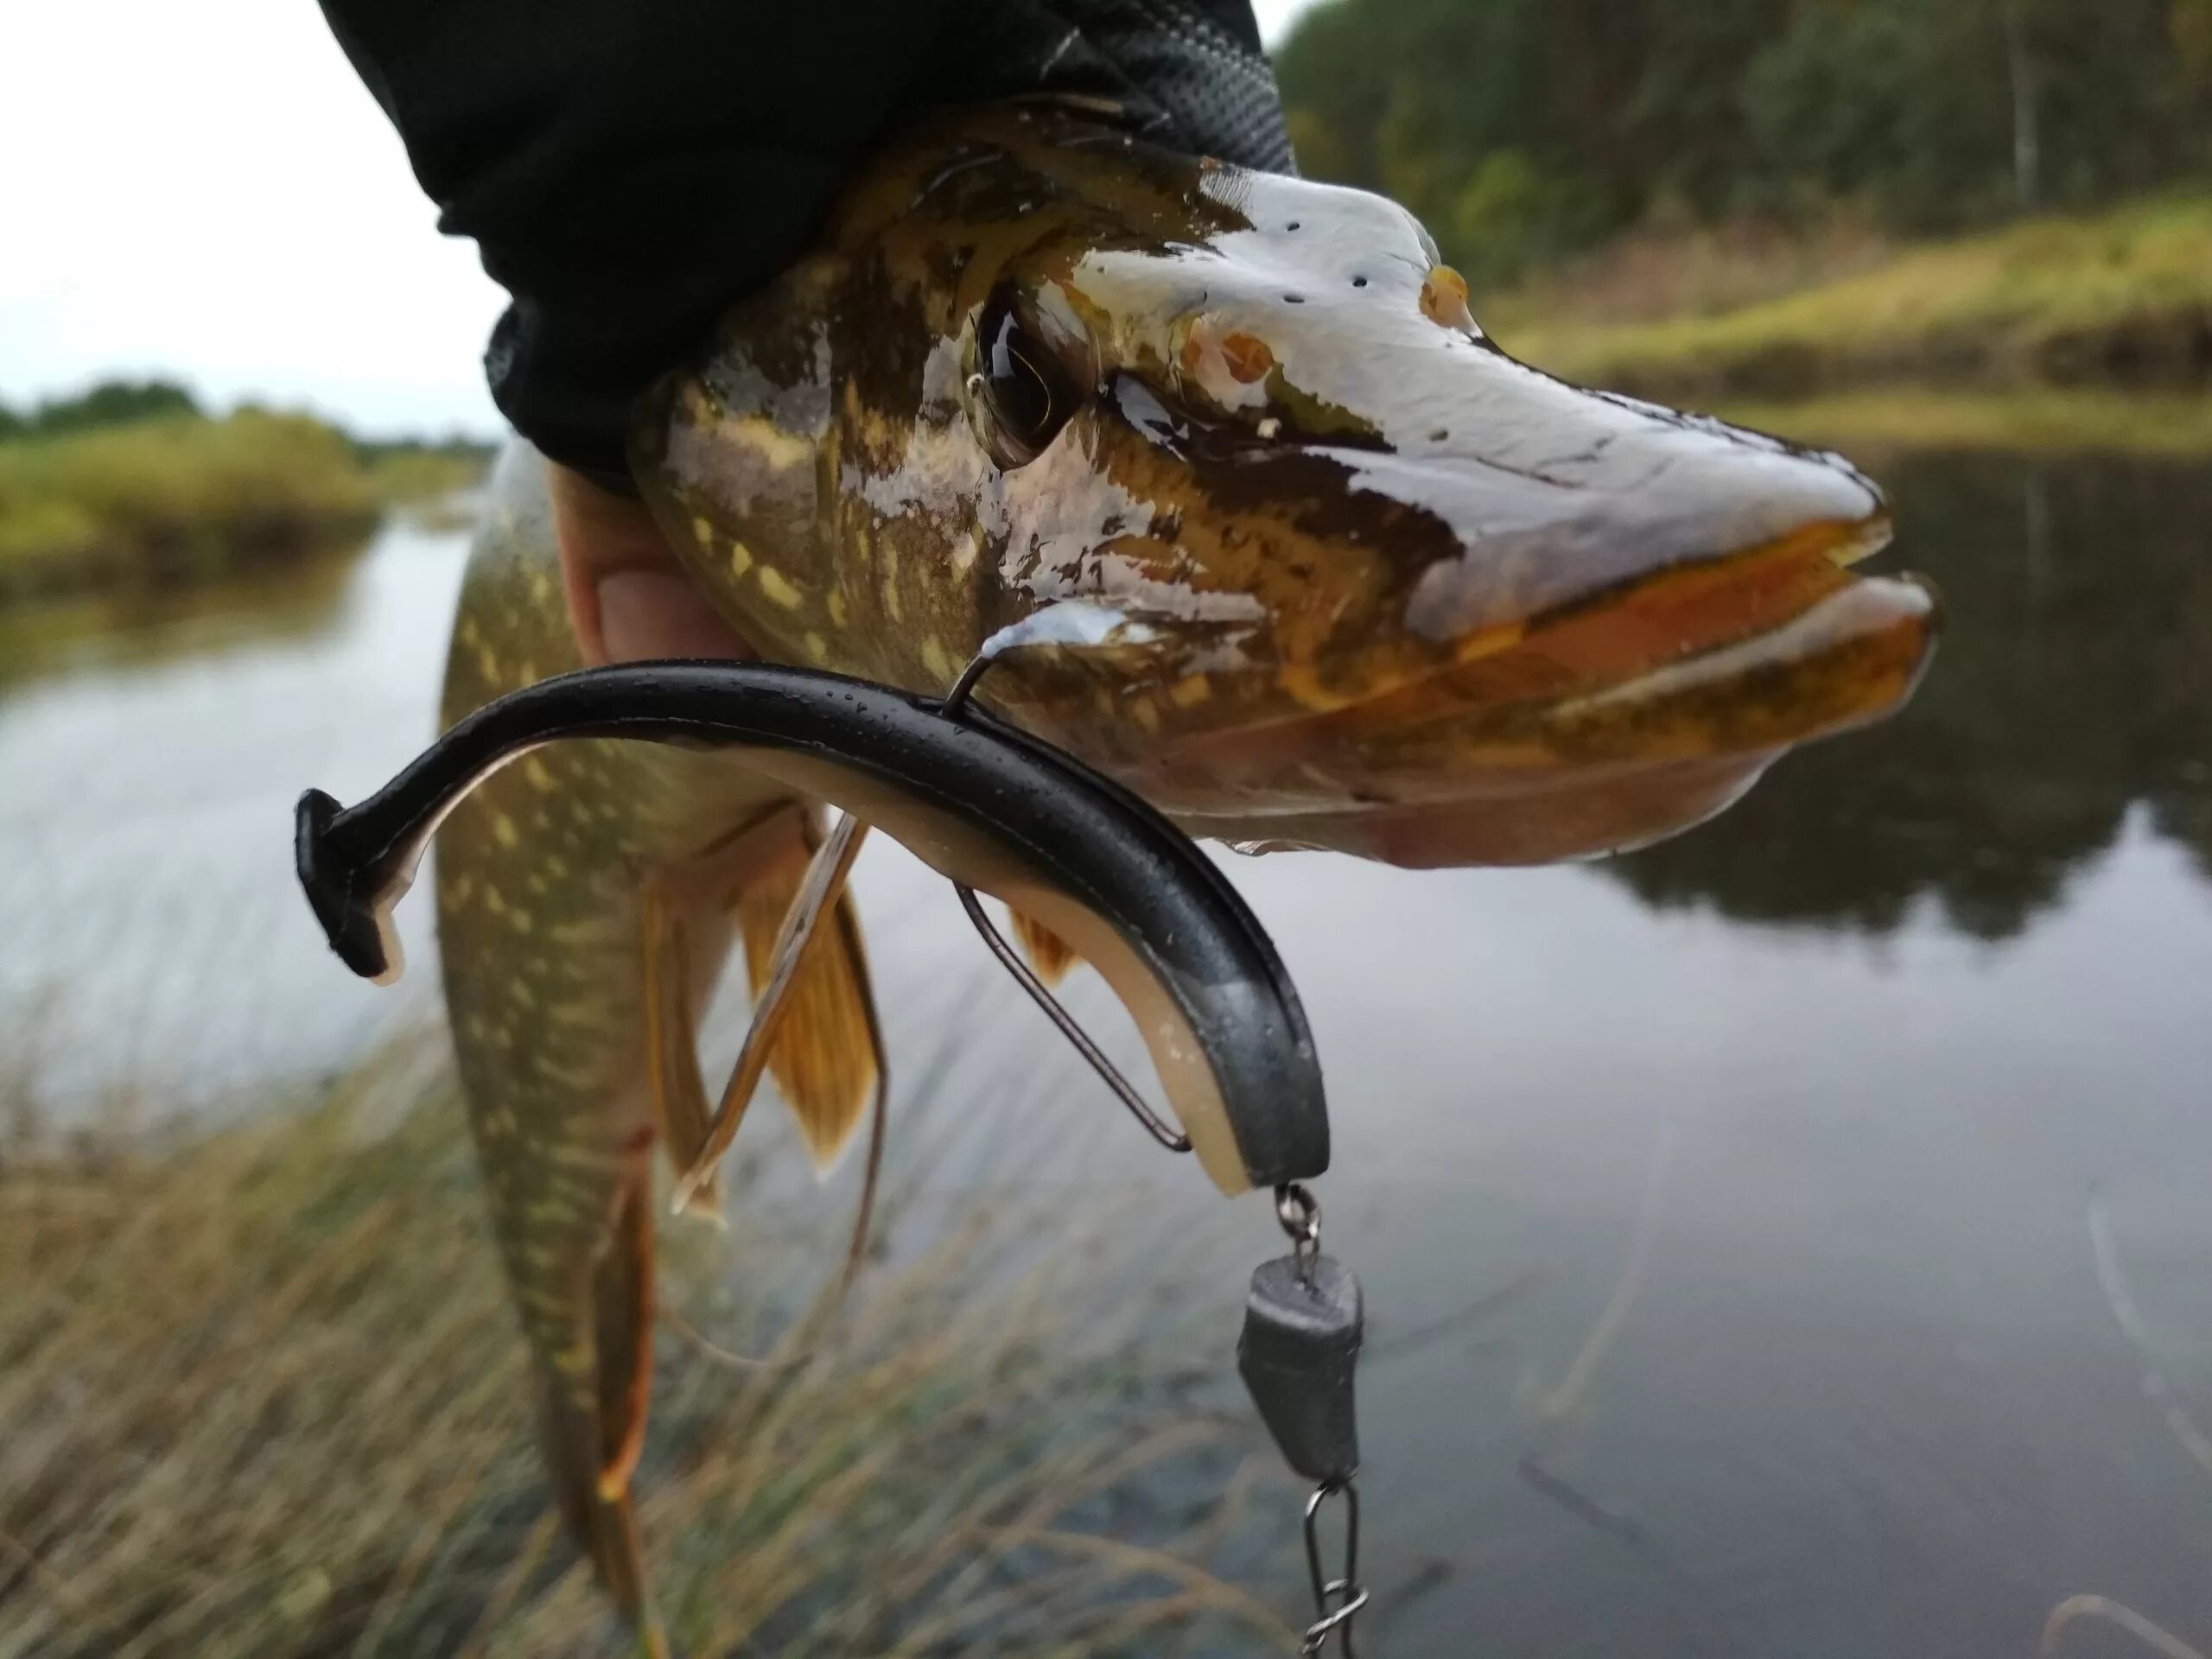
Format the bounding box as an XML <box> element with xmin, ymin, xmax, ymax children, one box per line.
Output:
<box><xmin>2</xmin><ymin>450</ymin><xmax>2208</xmax><ymax>1654</ymax></box>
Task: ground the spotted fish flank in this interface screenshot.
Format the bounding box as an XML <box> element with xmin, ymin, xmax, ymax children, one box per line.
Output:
<box><xmin>436</xmin><ymin>453</ymin><xmax>878</xmax><ymax>1652</ymax></box>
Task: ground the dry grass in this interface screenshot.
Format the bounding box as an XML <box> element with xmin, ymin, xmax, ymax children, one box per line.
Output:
<box><xmin>1483</xmin><ymin>207</ymin><xmax>1896</xmax><ymax>331</ymax></box>
<box><xmin>0</xmin><ymin>1035</ymin><xmax>1294</xmax><ymax>1657</ymax></box>
<box><xmin>1493</xmin><ymin>188</ymin><xmax>2212</xmax><ymax>401</ymax></box>
<box><xmin>1714</xmin><ymin>388</ymin><xmax>2212</xmax><ymax>458</ymax></box>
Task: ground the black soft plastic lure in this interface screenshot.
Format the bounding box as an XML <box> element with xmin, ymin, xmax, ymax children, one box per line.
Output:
<box><xmin>297</xmin><ymin>658</ymin><xmax>1329</xmax><ymax>1195</ymax></box>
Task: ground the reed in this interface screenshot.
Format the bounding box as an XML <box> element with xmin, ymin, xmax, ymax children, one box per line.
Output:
<box><xmin>0</xmin><ymin>412</ymin><xmax>486</xmax><ymax>602</ymax></box>
<box><xmin>1492</xmin><ymin>188</ymin><xmax>2212</xmax><ymax>402</ymax></box>
<box><xmin>0</xmin><ymin>1033</ymin><xmax>1293</xmax><ymax>1657</ymax></box>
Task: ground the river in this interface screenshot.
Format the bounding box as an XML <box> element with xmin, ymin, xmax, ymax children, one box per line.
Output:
<box><xmin>2</xmin><ymin>448</ymin><xmax>2209</xmax><ymax>1655</ymax></box>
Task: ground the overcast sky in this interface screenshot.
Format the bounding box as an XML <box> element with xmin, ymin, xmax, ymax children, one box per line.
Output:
<box><xmin>2</xmin><ymin>0</ymin><xmax>1323</xmax><ymax>440</ymax></box>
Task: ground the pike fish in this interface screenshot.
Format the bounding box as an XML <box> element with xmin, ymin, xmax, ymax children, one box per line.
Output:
<box><xmin>434</xmin><ymin>101</ymin><xmax>1935</xmax><ymax>1647</ymax></box>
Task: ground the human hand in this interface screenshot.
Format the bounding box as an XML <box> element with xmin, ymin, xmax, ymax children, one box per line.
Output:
<box><xmin>548</xmin><ymin>462</ymin><xmax>751</xmax><ymax>665</ymax></box>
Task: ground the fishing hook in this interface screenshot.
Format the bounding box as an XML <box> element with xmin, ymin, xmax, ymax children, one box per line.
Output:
<box><xmin>939</xmin><ymin>645</ymin><xmax>1192</xmax><ymax>1155</ymax></box>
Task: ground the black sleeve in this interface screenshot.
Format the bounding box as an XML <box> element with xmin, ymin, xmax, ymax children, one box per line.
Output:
<box><xmin>318</xmin><ymin>0</ymin><xmax>1292</xmax><ymax>491</ymax></box>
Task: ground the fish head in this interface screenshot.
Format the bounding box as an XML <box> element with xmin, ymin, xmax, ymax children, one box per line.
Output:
<box><xmin>643</xmin><ymin>107</ymin><xmax>1936</xmax><ymax>867</ymax></box>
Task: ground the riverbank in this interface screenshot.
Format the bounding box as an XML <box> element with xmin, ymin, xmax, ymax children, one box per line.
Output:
<box><xmin>0</xmin><ymin>1032</ymin><xmax>1289</xmax><ymax>1656</ymax></box>
<box><xmin>1721</xmin><ymin>388</ymin><xmax>2212</xmax><ymax>459</ymax></box>
<box><xmin>1491</xmin><ymin>189</ymin><xmax>2212</xmax><ymax>404</ymax></box>
<box><xmin>0</xmin><ymin>410</ymin><xmax>486</xmax><ymax>603</ymax></box>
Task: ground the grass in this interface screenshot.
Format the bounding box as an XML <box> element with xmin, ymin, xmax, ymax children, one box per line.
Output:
<box><xmin>1484</xmin><ymin>207</ymin><xmax>1899</xmax><ymax>333</ymax></box>
<box><xmin>0</xmin><ymin>412</ymin><xmax>488</xmax><ymax>603</ymax></box>
<box><xmin>0</xmin><ymin>1033</ymin><xmax>1295</xmax><ymax>1657</ymax></box>
<box><xmin>1491</xmin><ymin>188</ymin><xmax>2212</xmax><ymax>402</ymax></box>
<box><xmin>1715</xmin><ymin>387</ymin><xmax>2212</xmax><ymax>458</ymax></box>
<box><xmin>361</xmin><ymin>447</ymin><xmax>490</xmax><ymax>509</ymax></box>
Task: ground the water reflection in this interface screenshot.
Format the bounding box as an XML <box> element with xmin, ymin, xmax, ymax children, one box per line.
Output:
<box><xmin>1606</xmin><ymin>454</ymin><xmax>2212</xmax><ymax>937</ymax></box>
<box><xmin>0</xmin><ymin>523</ymin><xmax>464</xmax><ymax>1114</ymax></box>
<box><xmin>0</xmin><ymin>537</ymin><xmax>367</xmax><ymax>690</ymax></box>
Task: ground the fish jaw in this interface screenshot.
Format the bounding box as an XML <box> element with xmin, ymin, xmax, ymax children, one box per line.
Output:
<box><xmin>957</xmin><ymin>154</ymin><xmax>1932</xmax><ymax>832</ymax></box>
<box><xmin>1185</xmin><ymin>753</ymin><xmax>1786</xmax><ymax>868</ymax></box>
<box><xmin>973</xmin><ymin>368</ymin><xmax>1936</xmax><ymax>862</ymax></box>
<box><xmin>1168</xmin><ymin>569</ymin><xmax>1939</xmax><ymax>867</ymax></box>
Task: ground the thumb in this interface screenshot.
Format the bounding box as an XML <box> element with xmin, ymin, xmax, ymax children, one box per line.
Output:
<box><xmin>547</xmin><ymin>462</ymin><xmax>750</xmax><ymax>666</ymax></box>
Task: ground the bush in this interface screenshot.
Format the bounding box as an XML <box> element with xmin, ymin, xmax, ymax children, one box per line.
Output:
<box><xmin>0</xmin><ymin>410</ymin><xmax>378</xmax><ymax>597</ymax></box>
<box><xmin>1448</xmin><ymin>150</ymin><xmax>1613</xmax><ymax>289</ymax></box>
<box><xmin>0</xmin><ymin>408</ymin><xmax>489</xmax><ymax>601</ymax></box>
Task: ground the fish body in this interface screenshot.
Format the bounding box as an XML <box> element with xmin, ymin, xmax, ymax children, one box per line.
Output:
<box><xmin>435</xmin><ymin>101</ymin><xmax>1936</xmax><ymax>1638</ymax></box>
<box><xmin>436</xmin><ymin>455</ymin><xmax>879</xmax><ymax>1654</ymax></box>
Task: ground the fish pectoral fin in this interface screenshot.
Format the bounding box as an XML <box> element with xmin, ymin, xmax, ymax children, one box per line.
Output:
<box><xmin>734</xmin><ymin>811</ymin><xmax>883</xmax><ymax>1173</ymax></box>
<box><xmin>640</xmin><ymin>874</ymin><xmax>723</xmax><ymax>1219</ymax></box>
<box><xmin>1008</xmin><ymin>908</ymin><xmax>1081</xmax><ymax>987</ymax></box>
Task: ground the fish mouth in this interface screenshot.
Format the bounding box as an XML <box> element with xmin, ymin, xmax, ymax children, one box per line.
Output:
<box><xmin>1143</xmin><ymin>508</ymin><xmax>1939</xmax><ymax>866</ymax></box>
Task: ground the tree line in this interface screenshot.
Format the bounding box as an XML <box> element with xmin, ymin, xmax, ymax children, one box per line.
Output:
<box><xmin>0</xmin><ymin>377</ymin><xmax>493</xmax><ymax>463</ymax></box>
<box><xmin>0</xmin><ymin>378</ymin><xmax>202</xmax><ymax>441</ymax></box>
<box><xmin>1274</xmin><ymin>0</ymin><xmax>2212</xmax><ymax>286</ymax></box>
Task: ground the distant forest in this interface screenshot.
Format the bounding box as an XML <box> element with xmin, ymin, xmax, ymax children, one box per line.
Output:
<box><xmin>0</xmin><ymin>378</ymin><xmax>492</xmax><ymax>463</ymax></box>
<box><xmin>0</xmin><ymin>378</ymin><xmax>203</xmax><ymax>441</ymax></box>
<box><xmin>1274</xmin><ymin>0</ymin><xmax>2212</xmax><ymax>284</ymax></box>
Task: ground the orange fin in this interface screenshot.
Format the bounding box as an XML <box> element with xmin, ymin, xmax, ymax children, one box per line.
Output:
<box><xmin>531</xmin><ymin>1175</ymin><xmax>667</xmax><ymax>1657</ymax></box>
<box><xmin>594</xmin><ymin>1175</ymin><xmax>656</xmax><ymax>1502</ymax></box>
<box><xmin>733</xmin><ymin>813</ymin><xmax>882</xmax><ymax>1172</ymax></box>
<box><xmin>1009</xmin><ymin>908</ymin><xmax>1080</xmax><ymax>987</ymax></box>
<box><xmin>640</xmin><ymin>876</ymin><xmax>723</xmax><ymax>1217</ymax></box>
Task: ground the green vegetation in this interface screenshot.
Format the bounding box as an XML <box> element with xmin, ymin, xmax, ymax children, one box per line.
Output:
<box><xmin>1277</xmin><ymin>0</ymin><xmax>2212</xmax><ymax>290</ymax></box>
<box><xmin>358</xmin><ymin>442</ymin><xmax>497</xmax><ymax>509</ymax></box>
<box><xmin>1719</xmin><ymin>389</ymin><xmax>2212</xmax><ymax>458</ymax></box>
<box><xmin>1491</xmin><ymin>189</ymin><xmax>2212</xmax><ymax>399</ymax></box>
<box><xmin>1277</xmin><ymin>0</ymin><xmax>2212</xmax><ymax>403</ymax></box>
<box><xmin>0</xmin><ymin>385</ymin><xmax>493</xmax><ymax>603</ymax></box>
<box><xmin>0</xmin><ymin>1033</ymin><xmax>1292</xmax><ymax>1656</ymax></box>
<box><xmin>0</xmin><ymin>378</ymin><xmax>204</xmax><ymax>441</ymax></box>
<box><xmin>0</xmin><ymin>410</ymin><xmax>378</xmax><ymax>601</ymax></box>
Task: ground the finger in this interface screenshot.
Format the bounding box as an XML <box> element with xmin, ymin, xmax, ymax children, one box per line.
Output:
<box><xmin>598</xmin><ymin>569</ymin><xmax>747</xmax><ymax>664</ymax></box>
<box><xmin>547</xmin><ymin>462</ymin><xmax>750</xmax><ymax>666</ymax></box>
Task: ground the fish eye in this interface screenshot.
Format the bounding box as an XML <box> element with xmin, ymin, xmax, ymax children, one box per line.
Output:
<box><xmin>967</xmin><ymin>291</ymin><xmax>1081</xmax><ymax>469</ymax></box>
